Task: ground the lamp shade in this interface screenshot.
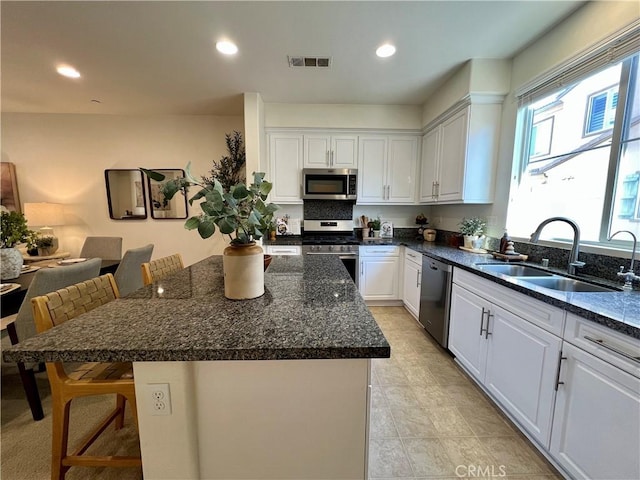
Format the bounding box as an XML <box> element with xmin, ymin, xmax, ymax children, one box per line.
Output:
<box><xmin>24</xmin><ymin>202</ymin><xmax>65</xmax><ymax>227</ymax></box>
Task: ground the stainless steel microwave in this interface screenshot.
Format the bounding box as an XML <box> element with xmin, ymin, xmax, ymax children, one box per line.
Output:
<box><xmin>302</xmin><ymin>168</ymin><xmax>357</xmax><ymax>200</ymax></box>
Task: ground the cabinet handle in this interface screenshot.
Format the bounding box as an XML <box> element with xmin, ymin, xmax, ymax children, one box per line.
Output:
<box><xmin>435</xmin><ymin>181</ymin><xmax>440</xmax><ymax>197</ymax></box>
<box><xmin>480</xmin><ymin>307</ymin><xmax>487</xmax><ymax>336</ymax></box>
<box><xmin>485</xmin><ymin>311</ymin><xmax>493</xmax><ymax>339</ymax></box>
<box><xmin>416</xmin><ymin>270</ymin><xmax>420</xmax><ymax>288</ymax></box>
<box><xmin>431</xmin><ymin>181</ymin><xmax>435</xmax><ymax>198</ymax></box>
<box><xmin>584</xmin><ymin>336</ymin><xmax>640</xmax><ymax>364</ymax></box>
<box><xmin>360</xmin><ymin>261</ymin><xmax>363</xmax><ymax>275</ymax></box>
<box><xmin>331</xmin><ymin>150</ymin><xmax>334</xmax><ymax>166</ymax></box>
<box><xmin>554</xmin><ymin>351</ymin><xmax>567</xmax><ymax>391</ymax></box>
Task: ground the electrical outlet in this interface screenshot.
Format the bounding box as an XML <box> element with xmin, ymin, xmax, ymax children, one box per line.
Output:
<box><xmin>147</xmin><ymin>383</ymin><xmax>171</xmax><ymax>416</ymax></box>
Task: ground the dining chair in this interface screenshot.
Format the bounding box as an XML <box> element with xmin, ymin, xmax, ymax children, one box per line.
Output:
<box><xmin>8</xmin><ymin>258</ymin><xmax>102</xmax><ymax>421</ymax></box>
<box><xmin>141</xmin><ymin>253</ymin><xmax>184</xmax><ymax>285</ymax></box>
<box><xmin>113</xmin><ymin>244</ymin><xmax>154</xmax><ymax>297</ymax></box>
<box><xmin>31</xmin><ymin>274</ymin><xmax>141</xmax><ymax>480</ymax></box>
<box><xmin>79</xmin><ymin>236</ymin><xmax>123</xmax><ymax>261</ymax></box>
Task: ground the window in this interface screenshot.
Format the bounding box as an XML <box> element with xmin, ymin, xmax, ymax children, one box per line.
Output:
<box><xmin>584</xmin><ymin>87</ymin><xmax>618</xmax><ymax>135</ymax></box>
<box><xmin>508</xmin><ymin>50</ymin><xmax>639</xmax><ymax>246</ymax></box>
<box><xmin>530</xmin><ymin>117</ymin><xmax>554</xmax><ymax>158</ymax></box>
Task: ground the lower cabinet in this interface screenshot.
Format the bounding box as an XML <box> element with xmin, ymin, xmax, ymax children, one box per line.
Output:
<box><xmin>402</xmin><ymin>249</ymin><xmax>422</xmax><ymax>318</ymax></box>
<box><xmin>550</xmin><ymin>324</ymin><xmax>640</xmax><ymax>479</ymax></box>
<box><xmin>450</xmin><ymin>268</ymin><xmax>640</xmax><ymax>478</ymax></box>
<box><xmin>359</xmin><ymin>246</ymin><xmax>400</xmax><ymax>301</ymax></box>
<box><xmin>449</xmin><ymin>277</ymin><xmax>561</xmax><ymax>447</ymax></box>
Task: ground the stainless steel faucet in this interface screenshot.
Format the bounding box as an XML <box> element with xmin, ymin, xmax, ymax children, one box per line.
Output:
<box><xmin>608</xmin><ymin>230</ymin><xmax>639</xmax><ymax>290</ymax></box>
<box><xmin>530</xmin><ymin>217</ymin><xmax>585</xmax><ymax>275</ymax></box>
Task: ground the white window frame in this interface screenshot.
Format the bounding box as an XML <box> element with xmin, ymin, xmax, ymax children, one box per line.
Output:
<box><xmin>512</xmin><ymin>24</ymin><xmax>640</xmax><ymax>252</ymax></box>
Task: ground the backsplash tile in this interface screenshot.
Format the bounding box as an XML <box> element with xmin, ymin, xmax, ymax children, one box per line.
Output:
<box><xmin>303</xmin><ymin>200</ymin><xmax>354</xmax><ymax>220</ymax></box>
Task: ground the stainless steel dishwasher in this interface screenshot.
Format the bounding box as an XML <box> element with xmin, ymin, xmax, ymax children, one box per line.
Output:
<box><xmin>418</xmin><ymin>256</ymin><xmax>453</xmax><ymax>348</ymax></box>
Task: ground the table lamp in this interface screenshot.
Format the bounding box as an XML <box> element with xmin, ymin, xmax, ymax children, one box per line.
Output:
<box><xmin>23</xmin><ymin>202</ymin><xmax>64</xmax><ymax>254</ymax></box>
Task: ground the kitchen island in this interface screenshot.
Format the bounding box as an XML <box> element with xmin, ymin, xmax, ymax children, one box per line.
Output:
<box><xmin>4</xmin><ymin>254</ymin><xmax>390</xmax><ymax>480</ymax></box>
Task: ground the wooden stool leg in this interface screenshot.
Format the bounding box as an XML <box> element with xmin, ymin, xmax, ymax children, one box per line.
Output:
<box><xmin>51</xmin><ymin>396</ymin><xmax>71</xmax><ymax>480</ymax></box>
<box><xmin>115</xmin><ymin>394</ymin><xmax>125</xmax><ymax>430</ymax></box>
<box><xmin>16</xmin><ymin>362</ymin><xmax>44</xmax><ymax>421</ymax></box>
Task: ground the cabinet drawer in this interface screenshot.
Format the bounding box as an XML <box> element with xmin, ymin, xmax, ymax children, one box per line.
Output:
<box><xmin>404</xmin><ymin>248</ymin><xmax>422</xmax><ymax>266</ymax></box>
<box><xmin>264</xmin><ymin>245</ymin><xmax>301</xmax><ymax>256</ymax></box>
<box><xmin>564</xmin><ymin>313</ymin><xmax>640</xmax><ymax>378</ymax></box>
<box><xmin>453</xmin><ymin>268</ymin><xmax>565</xmax><ymax>336</ymax></box>
<box><xmin>360</xmin><ymin>245</ymin><xmax>400</xmax><ymax>257</ymax></box>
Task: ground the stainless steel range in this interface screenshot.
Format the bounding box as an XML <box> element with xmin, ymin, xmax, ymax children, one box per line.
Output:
<box><xmin>302</xmin><ymin>220</ymin><xmax>359</xmax><ymax>286</ymax></box>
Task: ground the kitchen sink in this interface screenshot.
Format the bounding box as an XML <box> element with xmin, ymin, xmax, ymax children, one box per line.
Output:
<box><xmin>476</xmin><ymin>263</ymin><xmax>554</xmax><ymax>277</ymax></box>
<box><xmin>516</xmin><ymin>276</ymin><xmax>619</xmax><ymax>293</ymax></box>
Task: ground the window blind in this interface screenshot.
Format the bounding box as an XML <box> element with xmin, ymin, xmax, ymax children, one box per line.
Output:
<box><xmin>516</xmin><ymin>22</ymin><xmax>640</xmax><ymax>107</ymax></box>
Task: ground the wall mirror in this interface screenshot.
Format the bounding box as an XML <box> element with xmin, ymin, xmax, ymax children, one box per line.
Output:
<box><xmin>146</xmin><ymin>169</ymin><xmax>189</xmax><ymax>219</ymax></box>
<box><xmin>104</xmin><ymin>169</ymin><xmax>148</xmax><ymax>220</ymax></box>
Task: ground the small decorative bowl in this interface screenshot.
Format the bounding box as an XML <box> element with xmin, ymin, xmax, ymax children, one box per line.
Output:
<box><xmin>264</xmin><ymin>254</ymin><xmax>272</xmax><ymax>271</ymax></box>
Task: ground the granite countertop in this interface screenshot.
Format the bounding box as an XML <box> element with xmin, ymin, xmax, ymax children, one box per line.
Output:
<box><xmin>2</xmin><ymin>255</ymin><xmax>390</xmax><ymax>364</ymax></box>
<box><xmin>394</xmin><ymin>239</ymin><xmax>639</xmax><ymax>339</ymax></box>
<box><xmin>264</xmin><ymin>235</ymin><xmax>639</xmax><ymax>337</ymax></box>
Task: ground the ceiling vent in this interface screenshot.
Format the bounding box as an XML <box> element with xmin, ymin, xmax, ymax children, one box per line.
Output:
<box><xmin>288</xmin><ymin>56</ymin><xmax>331</xmax><ymax>68</ymax></box>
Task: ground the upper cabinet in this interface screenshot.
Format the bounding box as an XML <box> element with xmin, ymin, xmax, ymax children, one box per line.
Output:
<box><xmin>357</xmin><ymin>135</ymin><xmax>419</xmax><ymax>204</ymax></box>
<box><xmin>419</xmin><ymin>101</ymin><xmax>502</xmax><ymax>204</ymax></box>
<box><xmin>303</xmin><ymin>134</ymin><xmax>357</xmax><ymax>168</ymax></box>
<box><xmin>268</xmin><ymin>133</ymin><xmax>303</xmax><ymax>204</ymax></box>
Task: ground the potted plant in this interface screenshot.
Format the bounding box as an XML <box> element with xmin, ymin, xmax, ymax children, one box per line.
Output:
<box><xmin>459</xmin><ymin>216</ymin><xmax>487</xmax><ymax>249</ymax></box>
<box><xmin>36</xmin><ymin>235</ymin><xmax>56</xmax><ymax>256</ymax></box>
<box><xmin>0</xmin><ymin>210</ymin><xmax>36</xmax><ymax>280</ymax></box>
<box><xmin>141</xmin><ymin>164</ymin><xmax>279</xmax><ymax>300</ymax></box>
<box><xmin>371</xmin><ymin>217</ymin><xmax>382</xmax><ymax>238</ymax></box>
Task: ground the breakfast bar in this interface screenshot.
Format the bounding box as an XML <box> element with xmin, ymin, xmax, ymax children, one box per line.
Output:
<box><xmin>3</xmin><ymin>254</ymin><xmax>390</xmax><ymax>479</ymax></box>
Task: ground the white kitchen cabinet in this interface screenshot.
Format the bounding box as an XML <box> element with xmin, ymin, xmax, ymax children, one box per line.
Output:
<box><xmin>550</xmin><ymin>341</ymin><xmax>640</xmax><ymax>479</ymax></box>
<box><xmin>357</xmin><ymin>135</ymin><xmax>419</xmax><ymax>204</ymax></box>
<box><xmin>303</xmin><ymin>134</ymin><xmax>357</xmax><ymax>168</ymax></box>
<box><xmin>549</xmin><ymin>314</ymin><xmax>640</xmax><ymax>479</ymax></box>
<box><xmin>268</xmin><ymin>133</ymin><xmax>303</xmax><ymax>204</ymax></box>
<box><xmin>264</xmin><ymin>245</ymin><xmax>301</xmax><ymax>256</ymax></box>
<box><xmin>359</xmin><ymin>245</ymin><xmax>400</xmax><ymax>301</ymax></box>
<box><xmin>402</xmin><ymin>249</ymin><xmax>422</xmax><ymax>319</ymax></box>
<box><xmin>449</xmin><ymin>270</ymin><xmax>562</xmax><ymax>447</ymax></box>
<box><xmin>419</xmin><ymin>102</ymin><xmax>502</xmax><ymax>204</ymax></box>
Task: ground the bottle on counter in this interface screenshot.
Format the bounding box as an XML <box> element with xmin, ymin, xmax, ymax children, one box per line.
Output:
<box><xmin>499</xmin><ymin>232</ymin><xmax>510</xmax><ymax>254</ymax></box>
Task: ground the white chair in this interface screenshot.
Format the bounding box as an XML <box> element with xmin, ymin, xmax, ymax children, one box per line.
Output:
<box><xmin>79</xmin><ymin>236</ymin><xmax>122</xmax><ymax>261</ymax></box>
<box><xmin>8</xmin><ymin>258</ymin><xmax>102</xmax><ymax>420</ymax></box>
<box><xmin>113</xmin><ymin>244</ymin><xmax>154</xmax><ymax>296</ymax></box>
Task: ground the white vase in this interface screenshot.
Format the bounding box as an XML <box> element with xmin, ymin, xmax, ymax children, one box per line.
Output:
<box><xmin>222</xmin><ymin>242</ymin><xmax>265</xmax><ymax>300</ymax></box>
<box><xmin>0</xmin><ymin>247</ymin><xmax>24</xmax><ymax>280</ymax></box>
<box><xmin>463</xmin><ymin>235</ymin><xmax>477</xmax><ymax>249</ymax></box>
<box><xmin>373</xmin><ymin>230</ymin><xmax>381</xmax><ymax>238</ymax></box>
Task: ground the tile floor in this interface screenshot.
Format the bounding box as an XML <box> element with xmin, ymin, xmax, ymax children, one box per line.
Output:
<box><xmin>367</xmin><ymin>306</ymin><xmax>562</xmax><ymax>479</ymax></box>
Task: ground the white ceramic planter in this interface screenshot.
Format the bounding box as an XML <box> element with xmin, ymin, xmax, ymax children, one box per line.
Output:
<box><xmin>222</xmin><ymin>242</ymin><xmax>265</xmax><ymax>300</ymax></box>
<box><xmin>0</xmin><ymin>247</ymin><xmax>23</xmax><ymax>280</ymax></box>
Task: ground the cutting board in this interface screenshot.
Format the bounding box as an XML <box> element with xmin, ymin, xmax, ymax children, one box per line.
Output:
<box><xmin>459</xmin><ymin>246</ymin><xmax>489</xmax><ymax>254</ymax></box>
<box><xmin>491</xmin><ymin>251</ymin><xmax>529</xmax><ymax>262</ymax></box>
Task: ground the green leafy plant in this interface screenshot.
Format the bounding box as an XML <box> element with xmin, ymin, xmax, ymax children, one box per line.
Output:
<box><xmin>141</xmin><ymin>164</ymin><xmax>280</xmax><ymax>245</ymax></box>
<box><xmin>0</xmin><ymin>211</ymin><xmax>36</xmax><ymax>248</ymax></box>
<box><xmin>202</xmin><ymin>131</ymin><xmax>246</xmax><ymax>193</ymax></box>
<box><xmin>35</xmin><ymin>236</ymin><xmax>54</xmax><ymax>248</ymax></box>
<box><xmin>371</xmin><ymin>217</ymin><xmax>382</xmax><ymax>230</ymax></box>
<box><xmin>459</xmin><ymin>217</ymin><xmax>486</xmax><ymax>236</ymax></box>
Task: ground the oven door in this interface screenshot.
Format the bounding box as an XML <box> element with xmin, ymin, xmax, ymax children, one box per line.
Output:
<box><xmin>302</xmin><ymin>169</ymin><xmax>357</xmax><ymax>200</ymax></box>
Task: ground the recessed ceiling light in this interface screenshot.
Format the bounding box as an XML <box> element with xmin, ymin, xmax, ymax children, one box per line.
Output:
<box><xmin>376</xmin><ymin>44</ymin><xmax>396</xmax><ymax>58</ymax></box>
<box><xmin>216</xmin><ymin>41</ymin><xmax>238</xmax><ymax>55</ymax></box>
<box><xmin>56</xmin><ymin>65</ymin><xmax>81</xmax><ymax>78</ymax></box>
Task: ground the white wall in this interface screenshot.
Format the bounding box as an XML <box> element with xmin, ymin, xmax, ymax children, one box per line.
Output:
<box><xmin>265</xmin><ymin>103</ymin><xmax>422</xmax><ymax>130</ymax></box>
<box><xmin>1</xmin><ymin>113</ymin><xmax>244</xmax><ymax>266</ymax></box>
<box><xmin>428</xmin><ymin>1</ymin><xmax>639</xmax><ymax>238</ymax></box>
